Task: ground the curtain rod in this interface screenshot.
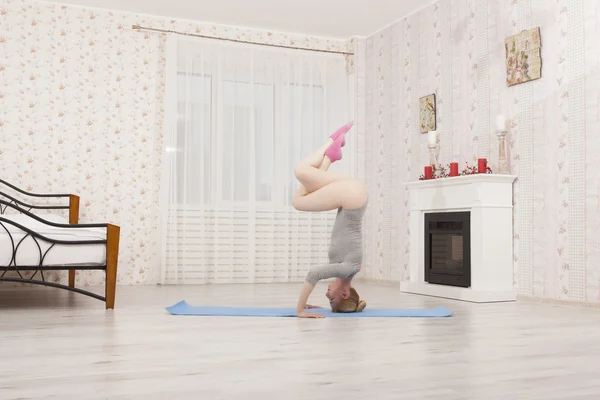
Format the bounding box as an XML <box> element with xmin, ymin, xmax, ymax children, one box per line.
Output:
<box><xmin>132</xmin><ymin>25</ymin><xmax>354</xmax><ymax>56</ymax></box>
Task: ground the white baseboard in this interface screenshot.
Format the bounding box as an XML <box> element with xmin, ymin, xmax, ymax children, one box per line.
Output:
<box><xmin>355</xmin><ymin>277</ymin><xmax>400</xmax><ymax>287</ymax></box>
<box><xmin>400</xmin><ymin>282</ymin><xmax>517</xmax><ymax>303</ymax></box>
<box><xmin>516</xmin><ymin>295</ymin><xmax>600</xmax><ymax>309</ymax></box>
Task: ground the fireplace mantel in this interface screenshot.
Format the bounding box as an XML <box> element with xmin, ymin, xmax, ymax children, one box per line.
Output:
<box><xmin>402</xmin><ymin>174</ymin><xmax>517</xmax><ymax>303</ymax></box>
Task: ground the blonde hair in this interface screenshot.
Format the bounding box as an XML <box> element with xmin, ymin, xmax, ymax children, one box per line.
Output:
<box><xmin>332</xmin><ymin>287</ymin><xmax>367</xmax><ymax>313</ymax></box>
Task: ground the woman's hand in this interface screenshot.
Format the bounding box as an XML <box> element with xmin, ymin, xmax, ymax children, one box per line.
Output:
<box><xmin>305</xmin><ymin>304</ymin><xmax>322</xmax><ymax>309</ymax></box>
<box><xmin>297</xmin><ymin>311</ymin><xmax>325</xmax><ymax>319</ymax></box>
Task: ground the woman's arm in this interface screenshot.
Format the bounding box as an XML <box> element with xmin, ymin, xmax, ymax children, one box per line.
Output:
<box><xmin>296</xmin><ymin>262</ymin><xmax>357</xmax><ymax>318</ymax></box>
<box><xmin>296</xmin><ymin>281</ymin><xmax>325</xmax><ymax>318</ymax></box>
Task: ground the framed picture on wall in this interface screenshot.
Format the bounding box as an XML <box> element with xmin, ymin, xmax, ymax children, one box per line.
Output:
<box><xmin>505</xmin><ymin>27</ymin><xmax>542</xmax><ymax>87</ymax></box>
<box><xmin>419</xmin><ymin>94</ymin><xmax>436</xmax><ymax>133</ymax></box>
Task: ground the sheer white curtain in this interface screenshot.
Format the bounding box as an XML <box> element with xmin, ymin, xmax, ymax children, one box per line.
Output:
<box><xmin>160</xmin><ymin>34</ymin><xmax>353</xmax><ymax>284</ymax></box>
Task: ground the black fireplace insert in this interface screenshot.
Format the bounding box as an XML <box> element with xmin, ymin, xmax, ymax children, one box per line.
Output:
<box><xmin>424</xmin><ymin>211</ymin><xmax>471</xmax><ymax>287</ymax></box>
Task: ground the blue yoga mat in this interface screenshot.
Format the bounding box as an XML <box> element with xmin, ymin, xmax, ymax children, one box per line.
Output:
<box><xmin>166</xmin><ymin>301</ymin><xmax>452</xmax><ymax>318</ymax></box>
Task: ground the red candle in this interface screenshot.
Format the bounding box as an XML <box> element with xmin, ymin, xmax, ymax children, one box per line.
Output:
<box><xmin>478</xmin><ymin>158</ymin><xmax>487</xmax><ymax>173</ymax></box>
<box><xmin>449</xmin><ymin>162</ymin><xmax>459</xmax><ymax>177</ymax></box>
<box><xmin>424</xmin><ymin>166</ymin><xmax>433</xmax><ymax>179</ymax></box>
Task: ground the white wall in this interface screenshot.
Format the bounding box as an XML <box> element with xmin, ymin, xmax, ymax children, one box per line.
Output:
<box><xmin>0</xmin><ymin>0</ymin><xmax>352</xmax><ymax>286</ymax></box>
<box><xmin>358</xmin><ymin>0</ymin><xmax>600</xmax><ymax>303</ymax></box>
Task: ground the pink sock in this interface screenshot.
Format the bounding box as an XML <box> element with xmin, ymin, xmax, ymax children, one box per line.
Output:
<box><xmin>329</xmin><ymin>121</ymin><xmax>354</xmax><ymax>142</ymax></box>
<box><xmin>324</xmin><ymin>136</ymin><xmax>344</xmax><ymax>163</ymax></box>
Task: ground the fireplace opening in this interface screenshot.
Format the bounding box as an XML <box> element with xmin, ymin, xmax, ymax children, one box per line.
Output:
<box><xmin>424</xmin><ymin>211</ymin><xmax>471</xmax><ymax>288</ymax></box>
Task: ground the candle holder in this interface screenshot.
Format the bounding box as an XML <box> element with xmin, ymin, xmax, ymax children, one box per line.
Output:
<box><xmin>428</xmin><ymin>143</ymin><xmax>437</xmax><ymax>167</ymax></box>
<box><xmin>427</xmin><ymin>135</ymin><xmax>440</xmax><ymax>168</ymax></box>
<box><xmin>496</xmin><ymin>130</ymin><xmax>509</xmax><ymax>174</ymax></box>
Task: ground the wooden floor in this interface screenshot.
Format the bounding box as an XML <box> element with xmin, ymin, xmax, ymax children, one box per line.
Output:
<box><xmin>2</xmin><ymin>283</ymin><xmax>600</xmax><ymax>399</ymax></box>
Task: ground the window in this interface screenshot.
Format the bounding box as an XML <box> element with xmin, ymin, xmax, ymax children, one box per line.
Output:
<box><xmin>174</xmin><ymin>73</ymin><xmax>326</xmax><ymax>207</ymax></box>
<box><xmin>221</xmin><ymin>80</ymin><xmax>274</xmax><ymax>202</ymax></box>
<box><xmin>175</xmin><ymin>73</ymin><xmax>212</xmax><ymax>205</ymax></box>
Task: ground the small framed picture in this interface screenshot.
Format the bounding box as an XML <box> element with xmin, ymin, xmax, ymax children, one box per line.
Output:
<box><xmin>505</xmin><ymin>27</ymin><xmax>542</xmax><ymax>87</ymax></box>
<box><xmin>419</xmin><ymin>94</ymin><xmax>436</xmax><ymax>133</ymax></box>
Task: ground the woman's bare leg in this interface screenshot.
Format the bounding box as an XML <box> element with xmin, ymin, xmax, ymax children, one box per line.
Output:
<box><xmin>293</xmin><ymin>179</ymin><xmax>367</xmax><ymax>212</ymax></box>
<box><xmin>292</xmin><ymin>125</ymin><xmax>368</xmax><ymax>212</ymax></box>
<box><xmin>295</xmin><ymin>140</ymin><xmax>330</xmax><ymax>196</ymax></box>
<box><xmin>294</xmin><ymin>145</ymin><xmax>349</xmax><ymax>196</ymax></box>
<box><xmin>302</xmin><ymin>139</ymin><xmax>333</xmax><ymax>168</ymax></box>
<box><xmin>294</xmin><ymin>155</ymin><xmax>342</xmax><ymax>196</ymax></box>
<box><xmin>293</xmin><ymin>139</ymin><xmax>366</xmax><ymax>212</ymax></box>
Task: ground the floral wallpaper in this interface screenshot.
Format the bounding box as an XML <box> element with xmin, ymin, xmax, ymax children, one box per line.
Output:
<box><xmin>0</xmin><ymin>0</ymin><xmax>351</xmax><ymax>286</ymax></box>
<box><xmin>358</xmin><ymin>0</ymin><xmax>600</xmax><ymax>303</ymax></box>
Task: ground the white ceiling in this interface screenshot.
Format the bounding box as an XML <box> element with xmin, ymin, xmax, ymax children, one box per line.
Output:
<box><xmin>42</xmin><ymin>0</ymin><xmax>433</xmax><ymax>38</ymax></box>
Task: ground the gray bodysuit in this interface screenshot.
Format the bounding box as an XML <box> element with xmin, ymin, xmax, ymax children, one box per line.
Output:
<box><xmin>305</xmin><ymin>201</ymin><xmax>367</xmax><ymax>285</ymax></box>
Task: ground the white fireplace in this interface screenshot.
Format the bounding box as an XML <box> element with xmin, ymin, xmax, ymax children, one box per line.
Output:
<box><xmin>402</xmin><ymin>174</ymin><xmax>517</xmax><ymax>303</ymax></box>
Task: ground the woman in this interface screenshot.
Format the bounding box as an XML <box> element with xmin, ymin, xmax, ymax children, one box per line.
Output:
<box><xmin>292</xmin><ymin>121</ymin><xmax>368</xmax><ymax>318</ymax></box>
